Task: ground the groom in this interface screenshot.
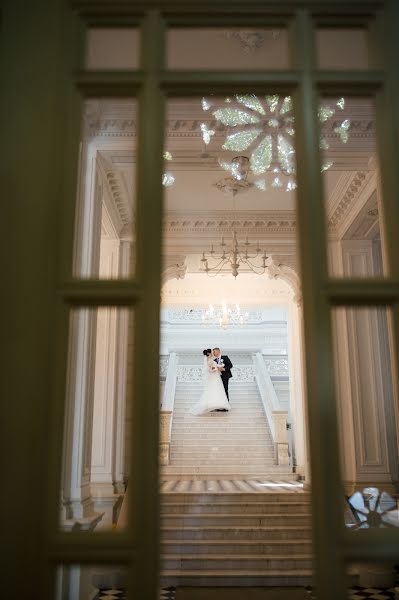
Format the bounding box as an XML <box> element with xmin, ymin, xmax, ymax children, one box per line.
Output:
<box><xmin>213</xmin><ymin>347</ymin><xmax>233</xmax><ymax>402</ymax></box>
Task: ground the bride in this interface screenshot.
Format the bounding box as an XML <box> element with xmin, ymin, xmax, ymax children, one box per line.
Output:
<box><xmin>190</xmin><ymin>349</ymin><xmax>231</xmax><ymax>415</ymax></box>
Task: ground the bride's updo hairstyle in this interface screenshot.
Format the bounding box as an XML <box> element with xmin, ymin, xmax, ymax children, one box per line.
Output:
<box><xmin>203</xmin><ymin>349</ymin><xmax>212</xmax><ymax>356</ymax></box>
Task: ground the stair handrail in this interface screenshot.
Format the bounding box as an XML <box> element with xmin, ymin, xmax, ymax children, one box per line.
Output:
<box><xmin>161</xmin><ymin>352</ymin><xmax>178</xmax><ymax>412</ymax></box>
<box><xmin>253</xmin><ymin>352</ymin><xmax>291</xmax><ymax>466</ymax></box>
<box><xmin>253</xmin><ymin>352</ymin><xmax>281</xmax><ymax>439</ymax></box>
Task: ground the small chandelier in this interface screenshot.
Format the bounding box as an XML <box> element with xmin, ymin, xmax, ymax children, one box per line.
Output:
<box><xmin>214</xmin><ymin>155</ymin><xmax>254</xmax><ymax>196</ymax></box>
<box><xmin>201</xmin><ymin>231</ymin><xmax>268</xmax><ymax>278</ymax></box>
<box><xmin>202</xmin><ymin>300</ymin><xmax>249</xmax><ymax>330</ymax></box>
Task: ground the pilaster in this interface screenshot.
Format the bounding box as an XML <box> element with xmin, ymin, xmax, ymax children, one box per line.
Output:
<box><xmin>331</xmin><ymin>238</ymin><xmax>396</xmax><ymax>493</ymax></box>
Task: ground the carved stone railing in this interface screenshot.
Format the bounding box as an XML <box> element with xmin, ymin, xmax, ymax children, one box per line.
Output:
<box><xmin>176</xmin><ymin>364</ymin><xmax>254</xmax><ymax>383</ymax></box>
<box><xmin>159</xmin><ymin>355</ymin><xmax>169</xmax><ymax>379</ymax></box>
<box><xmin>253</xmin><ymin>352</ymin><xmax>290</xmax><ymax>465</ymax></box>
<box><xmin>160</xmin><ymin>352</ymin><xmax>178</xmax><ymax>465</ymax></box>
<box><xmin>263</xmin><ymin>355</ymin><xmax>289</xmax><ymax>377</ymax></box>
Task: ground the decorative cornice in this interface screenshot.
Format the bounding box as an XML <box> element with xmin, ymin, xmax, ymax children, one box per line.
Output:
<box><xmin>104</xmin><ymin>171</ymin><xmax>132</xmax><ymax>228</ymax></box>
<box><xmin>86</xmin><ymin>118</ymin><xmax>375</xmax><ymax>143</ymax></box>
<box><xmin>328</xmin><ymin>171</ymin><xmax>368</xmax><ymax>228</ymax></box>
<box><xmin>164</xmin><ymin>211</ymin><xmax>297</xmax><ymax>235</ymax></box>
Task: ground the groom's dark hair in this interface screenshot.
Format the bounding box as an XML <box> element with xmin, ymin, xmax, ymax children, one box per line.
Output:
<box><xmin>213</xmin><ymin>347</ymin><xmax>220</xmax><ymax>351</ymax></box>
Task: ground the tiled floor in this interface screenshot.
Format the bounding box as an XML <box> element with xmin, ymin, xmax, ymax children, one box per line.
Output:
<box><xmin>95</xmin><ymin>586</ymin><xmax>396</xmax><ymax>600</ymax></box>
<box><xmin>306</xmin><ymin>586</ymin><xmax>396</xmax><ymax>600</ymax></box>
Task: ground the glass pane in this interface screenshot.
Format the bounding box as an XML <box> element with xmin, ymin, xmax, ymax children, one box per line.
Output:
<box><xmin>160</xmin><ymin>92</ymin><xmax>313</xmax><ymax>590</ymax></box>
<box><xmin>320</xmin><ymin>97</ymin><xmax>387</xmax><ymax>277</ymax></box>
<box><xmin>167</xmin><ymin>28</ymin><xmax>291</xmax><ymax>69</ymax></box>
<box><xmin>85</xmin><ymin>28</ymin><xmax>140</xmax><ymax>70</ymax></box>
<box><xmin>60</xmin><ymin>307</ymin><xmax>133</xmax><ymax>532</ymax></box>
<box><xmin>73</xmin><ymin>98</ymin><xmax>137</xmax><ymax>279</ymax></box>
<box><xmin>316</xmin><ymin>28</ymin><xmax>370</xmax><ymax>70</ymax></box>
<box><xmin>331</xmin><ymin>307</ymin><xmax>398</xmax><ymax>524</ymax></box>
<box><xmin>55</xmin><ymin>564</ymin><xmax>127</xmax><ymax>600</ymax></box>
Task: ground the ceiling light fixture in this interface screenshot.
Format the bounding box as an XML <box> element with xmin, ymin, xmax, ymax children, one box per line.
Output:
<box><xmin>201</xmin><ymin>94</ymin><xmax>349</xmax><ymax>192</ymax></box>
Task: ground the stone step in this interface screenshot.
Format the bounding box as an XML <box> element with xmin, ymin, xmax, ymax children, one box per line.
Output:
<box><xmin>170</xmin><ymin>434</ymin><xmax>274</xmax><ymax>441</ymax></box>
<box><xmin>161</xmin><ymin>525</ymin><xmax>312</xmax><ymax>541</ymax></box>
<box><xmin>170</xmin><ymin>442</ymin><xmax>275</xmax><ymax>447</ymax></box>
<box><xmin>172</xmin><ymin>415</ymin><xmax>268</xmax><ymax>420</ymax></box>
<box><xmin>170</xmin><ymin>452</ymin><xmax>275</xmax><ymax>458</ymax></box>
<box><xmin>161</xmin><ymin>540</ymin><xmax>313</xmax><ymax>554</ymax></box>
<box><xmin>161</xmin><ymin>473</ymin><xmax>298</xmax><ymax>481</ymax></box>
<box><xmin>170</xmin><ymin>450</ymin><xmax>275</xmax><ymax>455</ymax></box>
<box><xmin>161</xmin><ymin>554</ymin><xmax>313</xmax><ymax>571</ymax></box>
<box><xmin>169</xmin><ymin>461</ymin><xmax>277</xmax><ymax>467</ymax></box>
<box><xmin>173</xmin><ymin>404</ymin><xmax>263</xmax><ymax>408</ymax></box>
<box><xmin>160</xmin><ymin>491</ymin><xmax>309</xmax><ymax>503</ymax></box>
<box><xmin>163</xmin><ymin>466</ymin><xmax>292</xmax><ymax>474</ymax></box>
<box><xmin>159</xmin><ymin>570</ymin><xmax>313</xmax><ymax>587</ymax></box>
<box><xmin>161</xmin><ymin>514</ymin><xmax>311</xmax><ymax>527</ymax></box>
<box><xmin>169</xmin><ymin>456</ymin><xmax>275</xmax><ymax>463</ymax></box>
<box><xmin>171</xmin><ymin>424</ymin><xmax>271</xmax><ymax>429</ymax></box>
<box><xmin>174</xmin><ymin>398</ymin><xmax>261</xmax><ymax>403</ymax></box>
<box><xmin>161</xmin><ymin>502</ymin><xmax>311</xmax><ymax>515</ymax></box>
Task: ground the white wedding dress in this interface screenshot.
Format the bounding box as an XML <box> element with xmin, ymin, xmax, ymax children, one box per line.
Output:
<box><xmin>190</xmin><ymin>357</ymin><xmax>230</xmax><ymax>415</ymax></box>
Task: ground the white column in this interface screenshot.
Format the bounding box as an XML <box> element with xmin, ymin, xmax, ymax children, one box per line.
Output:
<box><xmin>62</xmin><ymin>150</ymin><xmax>102</xmax><ymax>521</ymax></box>
<box><xmin>91</xmin><ymin>240</ymin><xmax>131</xmax><ymax>505</ymax></box>
<box><xmin>112</xmin><ymin>241</ymin><xmax>131</xmax><ymax>492</ymax></box>
<box><xmin>288</xmin><ymin>301</ymin><xmax>310</xmax><ymax>484</ymax></box>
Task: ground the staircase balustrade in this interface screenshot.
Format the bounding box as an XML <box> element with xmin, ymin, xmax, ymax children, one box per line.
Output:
<box><xmin>253</xmin><ymin>352</ymin><xmax>290</xmax><ymax>465</ymax></box>
<box><xmin>160</xmin><ymin>352</ymin><xmax>178</xmax><ymax>465</ymax></box>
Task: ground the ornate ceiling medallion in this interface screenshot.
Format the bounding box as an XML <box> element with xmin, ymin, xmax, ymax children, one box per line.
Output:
<box><xmin>201</xmin><ymin>94</ymin><xmax>350</xmax><ymax>193</ymax></box>
<box><xmin>223</xmin><ymin>29</ymin><xmax>280</xmax><ymax>53</ymax></box>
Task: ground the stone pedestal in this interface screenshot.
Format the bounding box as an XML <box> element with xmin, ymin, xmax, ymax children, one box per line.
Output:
<box><xmin>160</xmin><ymin>411</ymin><xmax>173</xmax><ymax>465</ymax></box>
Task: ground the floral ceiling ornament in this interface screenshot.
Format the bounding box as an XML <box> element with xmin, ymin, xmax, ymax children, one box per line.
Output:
<box><xmin>223</xmin><ymin>29</ymin><xmax>280</xmax><ymax>53</ymax></box>
<box><xmin>201</xmin><ymin>94</ymin><xmax>350</xmax><ymax>193</ymax></box>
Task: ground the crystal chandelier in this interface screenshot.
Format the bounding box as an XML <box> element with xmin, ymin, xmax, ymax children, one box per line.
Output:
<box><xmin>201</xmin><ymin>94</ymin><xmax>349</xmax><ymax>192</ymax></box>
<box><xmin>162</xmin><ymin>151</ymin><xmax>175</xmax><ymax>187</ymax></box>
<box><xmin>201</xmin><ymin>231</ymin><xmax>268</xmax><ymax>278</ymax></box>
<box><xmin>214</xmin><ymin>155</ymin><xmax>254</xmax><ymax>196</ymax></box>
<box><xmin>202</xmin><ymin>300</ymin><xmax>249</xmax><ymax>330</ymax></box>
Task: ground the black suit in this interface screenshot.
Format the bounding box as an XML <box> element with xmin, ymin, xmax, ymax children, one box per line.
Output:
<box><xmin>214</xmin><ymin>355</ymin><xmax>233</xmax><ymax>400</ymax></box>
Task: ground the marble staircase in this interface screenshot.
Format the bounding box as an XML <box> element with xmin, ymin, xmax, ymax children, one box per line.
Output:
<box><xmin>160</xmin><ymin>488</ymin><xmax>313</xmax><ymax>587</ymax></box>
<box><xmin>161</xmin><ymin>381</ymin><xmax>296</xmax><ymax>480</ymax></box>
<box><xmin>159</xmin><ymin>381</ymin><xmax>310</xmax><ymax>585</ymax></box>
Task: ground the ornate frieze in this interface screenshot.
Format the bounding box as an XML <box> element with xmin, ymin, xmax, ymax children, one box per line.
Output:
<box><xmin>263</xmin><ymin>356</ymin><xmax>289</xmax><ymax>376</ymax></box>
<box><xmin>176</xmin><ymin>364</ymin><xmax>254</xmax><ymax>383</ymax></box>
<box><xmin>163</xmin><ymin>308</ymin><xmax>263</xmax><ymax>323</ymax></box>
<box><xmin>164</xmin><ymin>213</ymin><xmax>296</xmax><ymax>235</ymax></box>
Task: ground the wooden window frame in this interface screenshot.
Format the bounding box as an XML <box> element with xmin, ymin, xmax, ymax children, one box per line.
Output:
<box><xmin>32</xmin><ymin>1</ymin><xmax>399</xmax><ymax>598</ymax></box>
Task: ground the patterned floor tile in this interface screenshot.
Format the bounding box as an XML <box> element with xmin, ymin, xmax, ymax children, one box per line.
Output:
<box><xmin>306</xmin><ymin>586</ymin><xmax>396</xmax><ymax>600</ymax></box>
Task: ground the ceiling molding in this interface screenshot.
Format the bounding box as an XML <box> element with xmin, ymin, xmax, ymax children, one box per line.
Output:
<box><xmin>328</xmin><ymin>171</ymin><xmax>369</xmax><ymax>229</ymax></box>
<box><xmin>163</xmin><ymin>210</ymin><xmax>297</xmax><ymax>235</ymax></box>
